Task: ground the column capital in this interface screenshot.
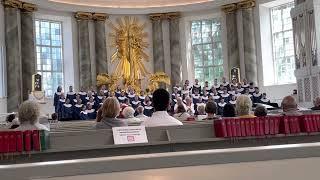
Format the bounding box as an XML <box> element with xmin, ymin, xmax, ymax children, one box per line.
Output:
<box><xmin>149</xmin><ymin>13</ymin><xmax>165</xmax><ymax>21</ymax></box>
<box><xmin>75</xmin><ymin>12</ymin><xmax>93</xmax><ymax>21</ymax></box>
<box><xmin>221</xmin><ymin>3</ymin><xmax>238</xmax><ymax>14</ymax></box>
<box><xmin>3</xmin><ymin>0</ymin><xmax>22</xmax><ymax>8</ymax></box>
<box><xmin>166</xmin><ymin>12</ymin><xmax>180</xmax><ymax>20</ymax></box>
<box><xmin>237</xmin><ymin>0</ymin><xmax>255</xmax><ymax>9</ymax></box>
<box><xmin>92</xmin><ymin>13</ymin><xmax>109</xmax><ymax>21</ymax></box>
<box><xmin>149</xmin><ymin>12</ymin><xmax>180</xmax><ymax>21</ymax></box>
<box><xmin>21</xmin><ymin>2</ymin><xmax>37</xmax><ymax>12</ymax></box>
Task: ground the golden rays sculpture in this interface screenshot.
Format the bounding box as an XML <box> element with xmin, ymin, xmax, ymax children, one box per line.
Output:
<box><xmin>109</xmin><ymin>16</ymin><xmax>149</xmax><ymax>90</ymax></box>
<box><xmin>97</xmin><ymin>16</ymin><xmax>170</xmax><ymax>93</ymax></box>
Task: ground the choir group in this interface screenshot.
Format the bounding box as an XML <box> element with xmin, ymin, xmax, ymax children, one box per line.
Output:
<box><xmin>53</xmin><ymin>77</ymin><xmax>273</xmax><ymax>121</ymax></box>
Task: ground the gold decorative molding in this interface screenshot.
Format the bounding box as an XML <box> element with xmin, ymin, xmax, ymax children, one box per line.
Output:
<box><xmin>75</xmin><ymin>12</ymin><xmax>93</xmax><ymax>20</ymax></box>
<box><xmin>21</xmin><ymin>2</ymin><xmax>37</xmax><ymax>12</ymax></box>
<box><xmin>237</xmin><ymin>0</ymin><xmax>255</xmax><ymax>9</ymax></box>
<box><xmin>149</xmin><ymin>12</ymin><xmax>180</xmax><ymax>21</ymax></box>
<box><xmin>3</xmin><ymin>0</ymin><xmax>23</xmax><ymax>9</ymax></box>
<box><xmin>221</xmin><ymin>0</ymin><xmax>255</xmax><ymax>14</ymax></box>
<box><xmin>92</xmin><ymin>13</ymin><xmax>108</xmax><ymax>21</ymax></box>
<box><xmin>221</xmin><ymin>3</ymin><xmax>237</xmax><ymax>14</ymax></box>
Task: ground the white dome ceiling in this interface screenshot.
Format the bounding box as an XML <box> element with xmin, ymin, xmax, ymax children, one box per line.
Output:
<box><xmin>23</xmin><ymin>0</ymin><xmax>240</xmax><ymax>14</ymax></box>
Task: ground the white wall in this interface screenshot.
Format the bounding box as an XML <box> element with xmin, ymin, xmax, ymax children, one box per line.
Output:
<box><xmin>36</xmin><ymin>157</ymin><xmax>320</xmax><ymax>180</ymax></box>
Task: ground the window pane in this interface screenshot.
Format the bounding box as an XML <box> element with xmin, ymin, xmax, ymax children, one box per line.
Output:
<box><xmin>35</xmin><ymin>19</ymin><xmax>63</xmax><ymax>97</ymax></box>
<box><xmin>271</xmin><ymin>2</ymin><xmax>295</xmax><ymax>85</ymax></box>
<box><xmin>191</xmin><ymin>18</ymin><xmax>224</xmax><ymax>85</ymax></box>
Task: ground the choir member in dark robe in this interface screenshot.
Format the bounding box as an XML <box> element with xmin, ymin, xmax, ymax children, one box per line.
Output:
<box><xmin>181</xmin><ymin>84</ymin><xmax>190</xmax><ymax>100</ymax></box>
<box><xmin>252</xmin><ymin>87</ymin><xmax>262</xmax><ymax>103</ymax></box>
<box><xmin>78</xmin><ymin>87</ymin><xmax>87</xmax><ymax>104</ymax></box>
<box><xmin>172</xmin><ymin>87</ymin><xmax>181</xmax><ymax>100</ymax></box>
<box><xmin>244</xmin><ymin>88</ymin><xmax>253</xmax><ymax>101</ymax></box>
<box><xmin>73</xmin><ymin>94</ymin><xmax>82</xmax><ymax>105</ymax></box>
<box><xmin>229</xmin><ymin>95</ymin><xmax>237</xmax><ymax>106</ymax></box>
<box><xmin>192</xmin><ymin>89</ymin><xmax>201</xmax><ymax>104</ymax></box>
<box><xmin>127</xmin><ymin>90</ymin><xmax>136</xmax><ymax>103</ymax></box>
<box><xmin>131</xmin><ymin>95</ymin><xmax>141</xmax><ymax>109</ymax></box>
<box><xmin>202</xmin><ymin>91</ymin><xmax>209</xmax><ymax>103</ymax></box>
<box><xmin>73</xmin><ymin>99</ymin><xmax>83</xmax><ymax>120</ymax></box>
<box><xmin>218</xmin><ymin>85</ymin><xmax>224</xmax><ymax>94</ymax></box>
<box><xmin>142</xmin><ymin>96</ymin><xmax>150</xmax><ymax>106</ymax></box>
<box><xmin>98</xmin><ymin>96</ymin><xmax>107</xmax><ymax>110</ymax></box>
<box><xmin>228</xmin><ymin>85</ymin><xmax>236</xmax><ymax>96</ymax></box>
<box><xmin>230</xmin><ymin>78</ymin><xmax>238</xmax><ymax>88</ymax></box>
<box><xmin>248</xmin><ymin>82</ymin><xmax>255</xmax><ymax>94</ymax></box>
<box><xmin>221</xmin><ymin>88</ymin><xmax>230</xmax><ymax>102</ymax></box>
<box><xmin>241</xmin><ymin>78</ymin><xmax>249</xmax><ymax>89</ymax></box>
<box><xmin>143</xmin><ymin>101</ymin><xmax>154</xmax><ymax>117</ymax></box>
<box><xmin>217</xmin><ymin>98</ymin><xmax>227</xmax><ymax>115</ymax></box>
<box><xmin>61</xmin><ymin>98</ymin><xmax>73</xmax><ymax>121</ymax></box>
<box><xmin>79</xmin><ymin>106</ymin><xmax>89</xmax><ymax>120</ymax></box>
<box><xmin>57</xmin><ymin>93</ymin><xmax>66</xmax><ymax>120</ymax></box>
<box><xmin>184</xmin><ymin>79</ymin><xmax>192</xmax><ymax>91</ymax></box>
<box><xmin>54</xmin><ymin>86</ymin><xmax>63</xmax><ymax>113</ymax></box>
<box><xmin>87</xmin><ymin>97</ymin><xmax>97</xmax><ymax>110</ymax></box>
<box><xmin>86</xmin><ymin>104</ymin><xmax>97</xmax><ymax>119</ymax></box>
<box><xmin>210</xmin><ymin>90</ymin><xmax>221</xmax><ymax>104</ymax></box>
<box><xmin>100</xmin><ymin>85</ymin><xmax>109</xmax><ymax>96</ymax></box>
<box><xmin>118</xmin><ymin>91</ymin><xmax>127</xmax><ymax>104</ymax></box>
<box><xmin>96</xmin><ymin>90</ymin><xmax>105</xmax><ymax>104</ymax></box>
<box><xmin>234</xmin><ymin>88</ymin><xmax>242</xmax><ymax>97</ymax></box>
<box><xmin>237</xmin><ymin>84</ymin><xmax>245</xmax><ymax>94</ymax></box>
<box><xmin>115</xmin><ymin>86</ymin><xmax>121</xmax><ymax>98</ymax></box>
<box><xmin>66</xmin><ymin>86</ymin><xmax>76</xmax><ymax>104</ymax></box>
<box><xmin>212</xmin><ymin>78</ymin><xmax>220</xmax><ymax>90</ymax></box>
<box><xmin>221</xmin><ymin>77</ymin><xmax>230</xmax><ymax>90</ymax></box>
<box><xmin>260</xmin><ymin>93</ymin><xmax>271</xmax><ymax>105</ymax></box>
<box><xmin>203</xmin><ymin>81</ymin><xmax>211</xmax><ymax>94</ymax></box>
<box><xmin>192</xmin><ymin>79</ymin><xmax>202</xmax><ymax>94</ymax></box>
<box><xmin>139</xmin><ymin>91</ymin><xmax>146</xmax><ymax>102</ymax></box>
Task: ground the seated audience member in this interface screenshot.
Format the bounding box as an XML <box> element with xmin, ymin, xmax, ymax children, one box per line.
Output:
<box><xmin>281</xmin><ymin>96</ymin><xmax>301</xmax><ymax>115</ymax></box>
<box><xmin>122</xmin><ymin>106</ymin><xmax>143</xmax><ymax>125</ymax></box>
<box><xmin>203</xmin><ymin>101</ymin><xmax>219</xmax><ymax>120</ymax></box>
<box><xmin>80</xmin><ymin>106</ymin><xmax>89</xmax><ymax>120</ymax></box>
<box><xmin>260</xmin><ymin>93</ymin><xmax>271</xmax><ymax>104</ymax></box>
<box><xmin>5</xmin><ymin>113</ymin><xmax>19</xmax><ymax>129</ymax></box>
<box><xmin>60</xmin><ymin>99</ymin><xmax>73</xmax><ymax>121</ymax></box>
<box><xmin>197</xmin><ymin>104</ymin><xmax>207</xmax><ymax>121</ymax></box>
<box><xmin>252</xmin><ymin>87</ymin><xmax>262</xmax><ymax>103</ymax></box>
<box><xmin>223</xmin><ymin>103</ymin><xmax>236</xmax><ymax>117</ymax></box>
<box><xmin>135</xmin><ymin>106</ymin><xmax>148</xmax><ymax>119</ymax></box>
<box><xmin>173</xmin><ymin>104</ymin><xmax>190</xmax><ymax>121</ymax></box>
<box><xmin>54</xmin><ymin>86</ymin><xmax>63</xmax><ymax>113</ymax></box>
<box><xmin>49</xmin><ymin>113</ymin><xmax>58</xmax><ymax>123</ymax></box>
<box><xmin>185</xmin><ymin>96</ymin><xmax>195</xmax><ymax>115</ymax></box>
<box><xmin>142</xmin><ymin>89</ymin><xmax>183</xmax><ymax>127</ymax></box>
<box><xmin>16</xmin><ymin>100</ymin><xmax>49</xmax><ymax>131</ymax></box>
<box><xmin>311</xmin><ymin>97</ymin><xmax>320</xmax><ymax>110</ymax></box>
<box><xmin>236</xmin><ymin>95</ymin><xmax>255</xmax><ymax>118</ymax></box>
<box><xmin>143</xmin><ymin>100</ymin><xmax>154</xmax><ymax>117</ymax></box>
<box><xmin>66</xmin><ymin>85</ymin><xmax>76</xmax><ymax>103</ymax></box>
<box><xmin>174</xmin><ymin>97</ymin><xmax>186</xmax><ymax>112</ymax></box>
<box><xmin>254</xmin><ymin>105</ymin><xmax>268</xmax><ymax>117</ymax></box>
<box><xmin>95</xmin><ymin>97</ymin><xmax>127</xmax><ymax>129</ymax></box>
<box><xmin>73</xmin><ymin>99</ymin><xmax>83</xmax><ymax>120</ymax></box>
<box><xmin>217</xmin><ymin>98</ymin><xmax>226</xmax><ymax>115</ymax></box>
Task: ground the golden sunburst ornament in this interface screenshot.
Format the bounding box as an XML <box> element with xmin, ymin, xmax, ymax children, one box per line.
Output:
<box><xmin>109</xmin><ymin>16</ymin><xmax>150</xmax><ymax>90</ymax></box>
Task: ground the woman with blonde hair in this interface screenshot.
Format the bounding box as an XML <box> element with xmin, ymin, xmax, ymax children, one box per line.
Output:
<box><xmin>16</xmin><ymin>100</ymin><xmax>49</xmax><ymax>131</ymax></box>
<box><xmin>235</xmin><ymin>95</ymin><xmax>255</xmax><ymax>118</ymax></box>
<box><xmin>95</xmin><ymin>97</ymin><xmax>127</xmax><ymax>129</ymax></box>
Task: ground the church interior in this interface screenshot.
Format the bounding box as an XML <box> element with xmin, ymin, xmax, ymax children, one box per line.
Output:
<box><xmin>1</xmin><ymin>0</ymin><xmax>320</xmax><ymax>179</ymax></box>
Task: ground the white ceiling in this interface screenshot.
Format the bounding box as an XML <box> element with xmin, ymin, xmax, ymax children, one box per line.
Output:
<box><xmin>23</xmin><ymin>0</ymin><xmax>240</xmax><ymax>14</ymax></box>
